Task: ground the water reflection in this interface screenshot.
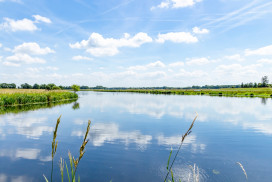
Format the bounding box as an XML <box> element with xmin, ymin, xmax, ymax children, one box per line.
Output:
<box><xmin>0</xmin><ymin>148</ymin><xmax>50</xmax><ymax>161</ymax></box>
<box><xmin>157</xmin><ymin>134</ymin><xmax>206</xmax><ymax>153</ymax></box>
<box><xmin>0</xmin><ymin>115</ymin><xmax>53</xmax><ymax>139</ymax></box>
<box><xmin>0</xmin><ymin>92</ymin><xmax>271</xmax><ymax>181</ymax></box>
<box><xmin>72</xmin><ymin>122</ymin><xmax>152</xmax><ymax>150</ymax></box>
<box><xmin>80</xmin><ymin>93</ymin><xmax>272</xmax><ymax>135</ymax></box>
<box><xmin>0</xmin><ymin>99</ymin><xmax>76</xmax><ymax>115</ymax></box>
<box><xmin>261</xmin><ymin>98</ymin><xmax>268</xmax><ymax>105</ymax></box>
<box><xmin>0</xmin><ymin>174</ymin><xmax>33</xmax><ymax>182</ymax></box>
<box><xmin>72</xmin><ymin>102</ymin><xmax>80</xmax><ymax>110</ymax></box>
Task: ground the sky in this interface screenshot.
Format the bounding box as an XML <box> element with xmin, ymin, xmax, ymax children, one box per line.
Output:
<box><xmin>0</xmin><ymin>0</ymin><xmax>272</xmax><ymax>87</ymax></box>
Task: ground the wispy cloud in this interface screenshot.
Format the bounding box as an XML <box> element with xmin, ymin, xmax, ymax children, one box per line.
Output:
<box><xmin>203</xmin><ymin>0</ymin><xmax>272</xmax><ymax>32</ymax></box>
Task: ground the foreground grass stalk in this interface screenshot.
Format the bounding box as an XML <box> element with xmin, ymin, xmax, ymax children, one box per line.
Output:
<box><xmin>69</xmin><ymin>120</ymin><xmax>91</xmax><ymax>181</ymax></box>
<box><xmin>51</xmin><ymin>115</ymin><xmax>61</xmax><ymax>182</ymax></box>
<box><xmin>44</xmin><ymin>117</ymin><xmax>91</xmax><ymax>182</ymax></box>
<box><xmin>60</xmin><ymin>158</ymin><xmax>64</xmax><ymax>182</ymax></box>
<box><xmin>237</xmin><ymin>162</ymin><xmax>248</xmax><ymax>180</ymax></box>
<box><xmin>164</xmin><ymin>113</ymin><xmax>198</xmax><ymax>182</ymax></box>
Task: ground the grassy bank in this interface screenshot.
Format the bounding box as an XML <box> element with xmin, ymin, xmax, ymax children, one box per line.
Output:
<box><xmin>0</xmin><ymin>89</ymin><xmax>78</xmax><ymax>107</ymax></box>
<box><xmin>88</xmin><ymin>88</ymin><xmax>272</xmax><ymax>98</ymax></box>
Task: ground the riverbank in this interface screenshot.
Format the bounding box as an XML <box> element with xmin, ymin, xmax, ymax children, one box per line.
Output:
<box><xmin>0</xmin><ymin>89</ymin><xmax>78</xmax><ymax>106</ymax></box>
<box><xmin>87</xmin><ymin>88</ymin><xmax>272</xmax><ymax>98</ymax></box>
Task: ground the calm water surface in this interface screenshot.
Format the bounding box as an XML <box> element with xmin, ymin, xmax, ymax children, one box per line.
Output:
<box><xmin>0</xmin><ymin>91</ymin><xmax>272</xmax><ymax>182</ymax></box>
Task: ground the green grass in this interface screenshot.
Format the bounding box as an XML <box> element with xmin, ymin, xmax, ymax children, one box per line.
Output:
<box><xmin>87</xmin><ymin>87</ymin><xmax>272</xmax><ymax>98</ymax></box>
<box><xmin>0</xmin><ymin>90</ymin><xmax>78</xmax><ymax>107</ymax></box>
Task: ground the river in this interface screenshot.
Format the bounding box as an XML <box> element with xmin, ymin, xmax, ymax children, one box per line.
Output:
<box><xmin>0</xmin><ymin>91</ymin><xmax>271</xmax><ymax>181</ymax></box>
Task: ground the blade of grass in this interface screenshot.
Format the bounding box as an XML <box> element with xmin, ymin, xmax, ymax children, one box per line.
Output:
<box><xmin>65</xmin><ymin>162</ymin><xmax>71</xmax><ymax>182</ymax></box>
<box><xmin>237</xmin><ymin>162</ymin><xmax>248</xmax><ymax>180</ymax></box>
<box><xmin>171</xmin><ymin>169</ymin><xmax>175</xmax><ymax>182</ymax></box>
<box><xmin>167</xmin><ymin>148</ymin><xmax>173</xmax><ymax>171</ymax></box>
<box><xmin>43</xmin><ymin>175</ymin><xmax>49</xmax><ymax>182</ymax></box>
<box><xmin>164</xmin><ymin>113</ymin><xmax>198</xmax><ymax>182</ymax></box>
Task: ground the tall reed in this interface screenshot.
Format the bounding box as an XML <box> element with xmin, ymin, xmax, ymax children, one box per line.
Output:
<box><xmin>44</xmin><ymin>117</ymin><xmax>91</xmax><ymax>182</ymax></box>
<box><xmin>164</xmin><ymin>113</ymin><xmax>198</xmax><ymax>182</ymax></box>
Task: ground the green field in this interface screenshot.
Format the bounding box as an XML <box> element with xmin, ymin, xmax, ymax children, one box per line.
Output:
<box><xmin>88</xmin><ymin>88</ymin><xmax>272</xmax><ymax>98</ymax></box>
<box><xmin>0</xmin><ymin>89</ymin><xmax>78</xmax><ymax>106</ymax></box>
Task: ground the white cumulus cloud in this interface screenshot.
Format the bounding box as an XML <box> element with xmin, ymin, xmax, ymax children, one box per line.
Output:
<box><xmin>72</xmin><ymin>55</ymin><xmax>93</xmax><ymax>61</ymax></box>
<box><xmin>224</xmin><ymin>54</ymin><xmax>244</xmax><ymax>62</ymax></box>
<box><xmin>5</xmin><ymin>53</ymin><xmax>46</xmax><ymax>64</ymax></box>
<box><xmin>169</xmin><ymin>61</ymin><xmax>185</xmax><ymax>67</ymax></box>
<box><xmin>156</xmin><ymin>32</ymin><xmax>198</xmax><ymax>43</ymax></box>
<box><xmin>257</xmin><ymin>58</ymin><xmax>272</xmax><ymax>64</ymax></box>
<box><xmin>192</xmin><ymin>27</ymin><xmax>209</xmax><ymax>34</ymax></box>
<box><xmin>13</xmin><ymin>42</ymin><xmax>55</xmax><ymax>55</ymax></box>
<box><xmin>151</xmin><ymin>0</ymin><xmax>202</xmax><ymax>10</ymax></box>
<box><xmin>128</xmin><ymin>61</ymin><xmax>166</xmax><ymax>71</ymax></box>
<box><xmin>214</xmin><ymin>64</ymin><xmax>262</xmax><ymax>76</ymax></box>
<box><xmin>0</xmin><ymin>15</ymin><xmax>51</xmax><ymax>32</ymax></box>
<box><xmin>186</xmin><ymin>57</ymin><xmax>210</xmax><ymax>65</ymax></box>
<box><xmin>2</xmin><ymin>42</ymin><xmax>53</xmax><ymax>66</ymax></box>
<box><xmin>245</xmin><ymin>45</ymin><xmax>272</xmax><ymax>56</ymax></box>
<box><xmin>70</xmin><ymin>32</ymin><xmax>152</xmax><ymax>57</ymax></box>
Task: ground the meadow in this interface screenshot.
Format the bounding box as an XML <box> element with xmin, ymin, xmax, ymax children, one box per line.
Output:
<box><xmin>89</xmin><ymin>87</ymin><xmax>272</xmax><ymax>98</ymax></box>
<box><xmin>0</xmin><ymin>89</ymin><xmax>78</xmax><ymax>107</ymax></box>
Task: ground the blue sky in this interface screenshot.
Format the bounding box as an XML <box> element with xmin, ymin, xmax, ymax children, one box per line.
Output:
<box><xmin>0</xmin><ymin>0</ymin><xmax>272</xmax><ymax>87</ymax></box>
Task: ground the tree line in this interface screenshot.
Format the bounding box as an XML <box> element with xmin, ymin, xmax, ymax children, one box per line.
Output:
<box><xmin>0</xmin><ymin>76</ymin><xmax>270</xmax><ymax>90</ymax></box>
<box><xmin>0</xmin><ymin>83</ymin><xmax>83</xmax><ymax>90</ymax></box>
<box><xmin>241</xmin><ymin>76</ymin><xmax>270</xmax><ymax>88</ymax></box>
<box><xmin>0</xmin><ymin>83</ymin><xmax>16</xmax><ymax>89</ymax></box>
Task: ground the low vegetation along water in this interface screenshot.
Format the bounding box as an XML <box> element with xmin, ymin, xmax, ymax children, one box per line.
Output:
<box><xmin>0</xmin><ymin>91</ymin><xmax>272</xmax><ymax>181</ymax></box>
<box><xmin>0</xmin><ymin>89</ymin><xmax>78</xmax><ymax>106</ymax></box>
<box><xmin>90</xmin><ymin>87</ymin><xmax>272</xmax><ymax>98</ymax></box>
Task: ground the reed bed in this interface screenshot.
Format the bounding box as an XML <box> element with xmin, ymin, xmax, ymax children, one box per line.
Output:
<box><xmin>0</xmin><ymin>89</ymin><xmax>65</xmax><ymax>94</ymax></box>
<box><xmin>0</xmin><ymin>89</ymin><xmax>78</xmax><ymax>106</ymax></box>
<box><xmin>90</xmin><ymin>87</ymin><xmax>272</xmax><ymax>98</ymax></box>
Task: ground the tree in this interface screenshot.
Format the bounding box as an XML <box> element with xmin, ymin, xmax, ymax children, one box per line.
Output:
<box><xmin>33</xmin><ymin>83</ymin><xmax>40</xmax><ymax>89</ymax></box>
<box><xmin>261</xmin><ymin>76</ymin><xmax>269</xmax><ymax>87</ymax></box>
<box><xmin>21</xmin><ymin>83</ymin><xmax>32</xmax><ymax>89</ymax></box>
<box><xmin>52</xmin><ymin>86</ymin><xmax>61</xmax><ymax>90</ymax></box>
<box><xmin>46</xmin><ymin>83</ymin><xmax>56</xmax><ymax>90</ymax></box>
<box><xmin>40</xmin><ymin>84</ymin><xmax>47</xmax><ymax>89</ymax></box>
<box><xmin>71</xmin><ymin>84</ymin><xmax>80</xmax><ymax>93</ymax></box>
<box><xmin>254</xmin><ymin>82</ymin><xmax>258</xmax><ymax>88</ymax></box>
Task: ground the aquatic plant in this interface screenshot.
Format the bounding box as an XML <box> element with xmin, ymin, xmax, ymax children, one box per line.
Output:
<box><xmin>164</xmin><ymin>113</ymin><xmax>198</xmax><ymax>182</ymax></box>
<box><xmin>67</xmin><ymin>120</ymin><xmax>91</xmax><ymax>182</ymax></box>
<box><xmin>237</xmin><ymin>162</ymin><xmax>248</xmax><ymax>180</ymax></box>
<box><xmin>44</xmin><ymin>116</ymin><xmax>91</xmax><ymax>182</ymax></box>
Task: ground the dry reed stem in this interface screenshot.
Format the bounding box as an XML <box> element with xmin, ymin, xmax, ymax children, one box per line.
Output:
<box><xmin>164</xmin><ymin>113</ymin><xmax>198</xmax><ymax>182</ymax></box>
<box><xmin>237</xmin><ymin>162</ymin><xmax>248</xmax><ymax>180</ymax></box>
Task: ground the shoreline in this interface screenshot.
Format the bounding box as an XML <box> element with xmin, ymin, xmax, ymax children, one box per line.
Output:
<box><xmin>83</xmin><ymin>88</ymin><xmax>272</xmax><ymax>98</ymax></box>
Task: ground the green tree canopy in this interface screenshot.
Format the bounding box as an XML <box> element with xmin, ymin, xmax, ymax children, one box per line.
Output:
<box><xmin>71</xmin><ymin>84</ymin><xmax>80</xmax><ymax>93</ymax></box>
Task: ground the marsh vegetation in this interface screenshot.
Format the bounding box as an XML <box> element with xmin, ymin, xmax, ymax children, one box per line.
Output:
<box><xmin>0</xmin><ymin>89</ymin><xmax>78</xmax><ymax>107</ymax></box>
